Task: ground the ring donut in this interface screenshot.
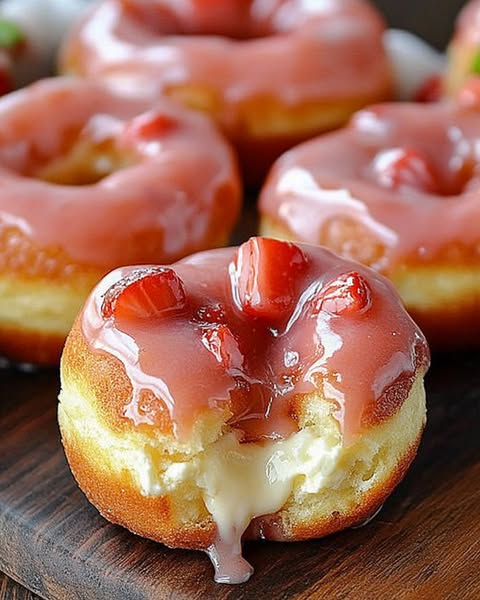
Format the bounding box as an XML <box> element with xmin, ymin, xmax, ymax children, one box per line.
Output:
<box><xmin>60</xmin><ymin>0</ymin><xmax>393</xmax><ymax>185</ymax></box>
<box><xmin>0</xmin><ymin>77</ymin><xmax>241</xmax><ymax>364</ymax></box>
<box><xmin>259</xmin><ymin>100</ymin><xmax>480</xmax><ymax>348</ymax></box>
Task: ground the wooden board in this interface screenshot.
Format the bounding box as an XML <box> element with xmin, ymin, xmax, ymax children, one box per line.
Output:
<box><xmin>1</xmin><ymin>350</ymin><xmax>479</xmax><ymax>600</ymax></box>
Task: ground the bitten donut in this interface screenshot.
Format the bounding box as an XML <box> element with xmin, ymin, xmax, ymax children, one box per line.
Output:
<box><xmin>447</xmin><ymin>0</ymin><xmax>480</xmax><ymax>95</ymax></box>
<box><xmin>58</xmin><ymin>237</ymin><xmax>429</xmax><ymax>584</ymax></box>
<box><xmin>0</xmin><ymin>77</ymin><xmax>240</xmax><ymax>365</ymax></box>
<box><xmin>259</xmin><ymin>101</ymin><xmax>480</xmax><ymax>348</ymax></box>
<box><xmin>60</xmin><ymin>0</ymin><xmax>393</xmax><ymax>185</ymax></box>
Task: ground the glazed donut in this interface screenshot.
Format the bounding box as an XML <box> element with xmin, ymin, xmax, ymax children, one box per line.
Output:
<box><xmin>58</xmin><ymin>237</ymin><xmax>429</xmax><ymax>584</ymax></box>
<box><xmin>0</xmin><ymin>77</ymin><xmax>240</xmax><ymax>365</ymax></box>
<box><xmin>60</xmin><ymin>0</ymin><xmax>393</xmax><ymax>185</ymax></box>
<box><xmin>447</xmin><ymin>0</ymin><xmax>480</xmax><ymax>95</ymax></box>
<box><xmin>259</xmin><ymin>100</ymin><xmax>480</xmax><ymax>348</ymax></box>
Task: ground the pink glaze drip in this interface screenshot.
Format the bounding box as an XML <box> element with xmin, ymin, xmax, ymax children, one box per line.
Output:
<box><xmin>61</xmin><ymin>0</ymin><xmax>391</xmax><ymax>119</ymax></box>
<box><xmin>81</xmin><ymin>240</ymin><xmax>428</xmax><ymax>443</ymax></box>
<box><xmin>0</xmin><ymin>77</ymin><xmax>240</xmax><ymax>269</ymax></box>
<box><xmin>80</xmin><ymin>238</ymin><xmax>428</xmax><ymax>583</ymax></box>
<box><xmin>260</xmin><ymin>101</ymin><xmax>480</xmax><ymax>271</ymax></box>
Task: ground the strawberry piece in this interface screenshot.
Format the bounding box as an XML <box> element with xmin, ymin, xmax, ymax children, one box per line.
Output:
<box><xmin>124</xmin><ymin>111</ymin><xmax>176</xmax><ymax>144</ymax></box>
<box><xmin>232</xmin><ymin>238</ymin><xmax>308</xmax><ymax>320</ymax></box>
<box><xmin>318</xmin><ymin>272</ymin><xmax>372</xmax><ymax>316</ymax></box>
<box><xmin>196</xmin><ymin>303</ymin><xmax>226</xmax><ymax>324</ymax></box>
<box><xmin>372</xmin><ymin>147</ymin><xmax>438</xmax><ymax>193</ymax></box>
<box><xmin>101</xmin><ymin>266</ymin><xmax>186</xmax><ymax>321</ymax></box>
<box><xmin>202</xmin><ymin>324</ymin><xmax>243</xmax><ymax>369</ymax></box>
<box><xmin>414</xmin><ymin>75</ymin><xmax>443</xmax><ymax>103</ymax></box>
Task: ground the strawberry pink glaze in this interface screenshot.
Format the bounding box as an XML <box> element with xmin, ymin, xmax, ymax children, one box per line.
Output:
<box><xmin>0</xmin><ymin>77</ymin><xmax>240</xmax><ymax>269</ymax></box>
<box><xmin>60</xmin><ymin>0</ymin><xmax>391</xmax><ymax>120</ymax></box>
<box><xmin>81</xmin><ymin>239</ymin><xmax>429</xmax><ymax>443</ymax></box>
<box><xmin>260</xmin><ymin>101</ymin><xmax>480</xmax><ymax>271</ymax></box>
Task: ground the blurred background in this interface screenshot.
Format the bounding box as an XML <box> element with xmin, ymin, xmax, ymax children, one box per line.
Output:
<box><xmin>374</xmin><ymin>0</ymin><xmax>466</xmax><ymax>48</ymax></box>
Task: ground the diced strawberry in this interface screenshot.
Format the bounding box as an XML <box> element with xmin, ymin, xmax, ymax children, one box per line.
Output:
<box><xmin>317</xmin><ymin>272</ymin><xmax>371</xmax><ymax>316</ymax></box>
<box><xmin>202</xmin><ymin>324</ymin><xmax>243</xmax><ymax>369</ymax></box>
<box><xmin>0</xmin><ymin>66</ymin><xmax>12</xmax><ymax>97</ymax></box>
<box><xmin>414</xmin><ymin>75</ymin><xmax>443</xmax><ymax>103</ymax></box>
<box><xmin>232</xmin><ymin>238</ymin><xmax>308</xmax><ymax>320</ymax></box>
<box><xmin>196</xmin><ymin>303</ymin><xmax>226</xmax><ymax>324</ymax></box>
<box><xmin>372</xmin><ymin>147</ymin><xmax>438</xmax><ymax>193</ymax></box>
<box><xmin>123</xmin><ymin>111</ymin><xmax>176</xmax><ymax>144</ymax></box>
<box><xmin>101</xmin><ymin>266</ymin><xmax>186</xmax><ymax>321</ymax></box>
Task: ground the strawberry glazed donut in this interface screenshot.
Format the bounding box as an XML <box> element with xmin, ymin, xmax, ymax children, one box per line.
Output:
<box><xmin>58</xmin><ymin>237</ymin><xmax>429</xmax><ymax>584</ymax></box>
<box><xmin>259</xmin><ymin>101</ymin><xmax>480</xmax><ymax>348</ymax></box>
<box><xmin>0</xmin><ymin>77</ymin><xmax>240</xmax><ymax>365</ymax></box>
<box><xmin>60</xmin><ymin>0</ymin><xmax>393</xmax><ymax>185</ymax></box>
<box><xmin>447</xmin><ymin>0</ymin><xmax>480</xmax><ymax>95</ymax></box>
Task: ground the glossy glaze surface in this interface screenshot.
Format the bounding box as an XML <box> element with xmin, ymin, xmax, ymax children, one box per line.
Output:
<box><xmin>0</xmin><ymin>77</ymin><xmax>240</xmax><ymax>272</ymax></box>
<box><xmin>260</xmin><ymin>102</ymin><xmax>480</xmax><ymax>271</ymax></box>
<box><xmin>81</xmin><ymin>239</ymin><xmax>428</xmax><ymax>443</ymax></box>
<box><xmin>61</xmin><ymin>0</ymin><xmax>391</xmax><ymax>123</ymax></box>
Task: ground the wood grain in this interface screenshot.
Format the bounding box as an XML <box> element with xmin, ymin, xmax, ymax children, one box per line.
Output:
<box><xmin>0</xmin><ymin>351</ymin><xmax>479</xmax><ymax>600</ymax></box>
<box><xmin>1</xmin><ymin>573</ymin><xmax>40</xmax><ymax>600</ymax></box>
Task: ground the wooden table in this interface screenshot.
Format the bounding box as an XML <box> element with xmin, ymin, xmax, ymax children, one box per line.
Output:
<box><xmin>1</xmin><ymin>350</ymin><xmax>479</xmax><ymax>600</ymax></box>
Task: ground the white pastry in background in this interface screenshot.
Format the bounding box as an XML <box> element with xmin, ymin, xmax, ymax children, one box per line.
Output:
<box><xmin>0</xmin><ymin>0</ymin><xmax>93</xmax><ymax>86</ymax></box>
<box><xmin>385</xmin><ymin>29</ymin><xmax>446</xmax><ymax>100</ymax></box>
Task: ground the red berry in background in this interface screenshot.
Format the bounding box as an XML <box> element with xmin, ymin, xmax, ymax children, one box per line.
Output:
<box><xmin>318</xmin><ymin>272</ymin><xmax>372</xmax><ymax>316</ymax></box>
<box><xmin>102</xmin><ymin>267</ymin><xmax>186</xmax><ymax>321</ymax></box>
<box><xmin>372</xmin><ymin>147</ymin><xmax>438</xmax><ymax>194</ymax></box>
<box><xmin>0</xmin><ymin>64</ymin><xmax>13</xmax><ymax>97</ymax></box>
<box><xmin>124</xmin><ymin>111</ymin><xmax>176</xmax><ymax>144</ymax></box>
<box><xmin>414</xmin><ymin>75</ymin><xmax>443</xmax><ymax>103</ymax></box>
<box><xmin>232</xmin><ymin>238</ymin><xmax>308</xmax><ymax>320</ymax></box>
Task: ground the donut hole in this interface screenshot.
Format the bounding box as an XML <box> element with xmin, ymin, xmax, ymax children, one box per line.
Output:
<box><xmin>34</xmin><ymin>133</ymin><xmax>133</xmax><ymax>187</ymax></box>
<box><xmin>124</xmin><ymin>0</ymin><xmax>278</xmax><ymax>41</ymax></box>
<box><xmin>369</xmin><ymin>146</ymin><xmax>477</xmax><ymax>197</ymax></box>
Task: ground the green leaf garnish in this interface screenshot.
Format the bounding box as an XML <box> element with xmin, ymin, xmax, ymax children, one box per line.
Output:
<box><xmin>471</xmin><ymin>49</ymin><xmax>480</xmax><ymax>75</ymax></box>
<box><xmin>0</xmin><ymin>19</ymin><xmax>24</xmax><ymax>50</ymax></box>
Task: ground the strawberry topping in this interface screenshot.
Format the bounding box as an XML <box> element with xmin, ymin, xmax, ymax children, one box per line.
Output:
<box><xmin>372</xmin><ymin>147</ymin><xmax>438</xmax><ymax>193</ymax></box>
<box><xmin>101</xmin><ymin>266</ymin><xmax>186</xmax><ymax>321</ymax></box>
<box><xmin>232</xmin><ymin>238</ymin><xmax>308</xmax><ymax>320</ymax></box>
<box><xmin>124</xmin><ymin>111</ymin><xmax>177</xmax><ymax>143</ymax></box>
<box><xmin>202</xmin><ymin>324</ymin><xmax>243</xmax><ymax>369</ymax></box>
<box><xmin>317</xmin><ymin>272</ymin><xmax>371</xmax><ymax>316</ymax></box>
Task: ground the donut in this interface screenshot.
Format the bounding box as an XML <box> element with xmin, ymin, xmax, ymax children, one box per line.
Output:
<box><xmin>59</xmin><ymin>0</ymin><xmax>393</xmax><ymax>185</ymax></box>
<box><xmin>259</xmin><ymin>100</ymin><xmax>480</xmax><ymax>348</ymax></box>
<box><xmin>58</xmin><ymin>237</ymin><xmax>429</xmax><ymax>584</ymax></box>
<box><xmin>447</xmin><ymin>0</ymin><xmax>480</xmax><ymax>95</ymax></box>
<box><xmin>0</xmin><ymin>77</ymin><xmax>240</xmax><ymax>365</ymax></box>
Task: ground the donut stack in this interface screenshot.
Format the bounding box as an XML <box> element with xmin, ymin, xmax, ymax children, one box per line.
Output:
<box><xmin>1</xmin><ymin>0</ymin><xmax>477</xmax><ymax>586</ymax></box>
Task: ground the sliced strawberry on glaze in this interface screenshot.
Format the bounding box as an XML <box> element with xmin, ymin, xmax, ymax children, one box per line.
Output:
<box><xmin>232</xmin><ymin>237</ymin><xmax>308</xmax><ymax>320</ymax></box>
<box><xmin>202</xmin><ymin>324</ymin><xmax>243</xmax><ymax>370</ymax></box>
<box><xmin>372</xmin><ymin>147</ymin><xmax>438</xmax><ymax>193</ymax></box>
<box><xmin>318</xmin><ymin>272</ymin><xmax>372</xmax><ymax>316</ymax></box>
<box><xmin>101</xmin><ymin>266</ymin><xmax>186</xmax><ymax>321</ymax></box>
<box><xmin>124</xmin><ymin>111</ymin><xmax>176</xmax><ymax>144</ymax></box>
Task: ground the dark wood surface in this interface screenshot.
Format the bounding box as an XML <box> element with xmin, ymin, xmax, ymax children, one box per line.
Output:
<box><xmin>1</xmin><ymin>350</ymin><xmax>479</xmax><ymax>600</ymax></box>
